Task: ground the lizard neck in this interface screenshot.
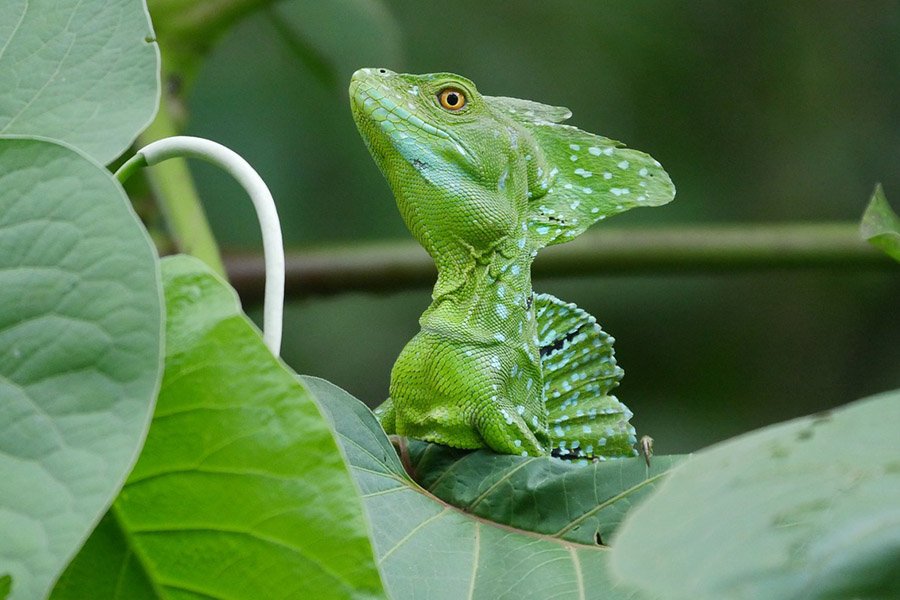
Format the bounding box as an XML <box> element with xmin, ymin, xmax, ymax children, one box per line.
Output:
<box><xmin>421</xmin><ymin>235</ymin><xmax>538</xmax><ymax>349</ymax></box>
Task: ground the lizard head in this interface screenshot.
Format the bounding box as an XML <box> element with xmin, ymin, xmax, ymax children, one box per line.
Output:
<box><xmin>350</xmin><ymin>68</ymin><xmax>675</xmax><ymax>259</ymax></box>
<box><xmin>350</xmin><ymin>68</ymin><xmax>529</xmax><ymax>259</ymax></box>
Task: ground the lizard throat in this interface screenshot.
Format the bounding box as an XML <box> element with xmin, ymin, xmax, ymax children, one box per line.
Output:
<box><xmin>422</xmin><ymin>248</ymin><xmax>538</xmax><ymax>356</ymax></box>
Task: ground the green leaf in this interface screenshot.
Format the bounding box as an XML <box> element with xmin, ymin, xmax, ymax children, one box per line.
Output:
<box><xmin>1</xmin><ymin>575</ymin><xmax>11</xmax><ymax>600</ymax></box>
<box><xmin>409</xmin><ymin>442</ymin><xmax>682</xmax><ymax>546</ymax></box>
<box><xmin>0</xmin><ymin>0</ymin><xmax>160</xmax><ymax>164</ymax></box>
<box><xmin>306</xmin><ymin>376</ymin><xmax>655</xmax><ymax>600</ymax></box>
<box><xmin>860</xmin><ymin>184</ymin><xmax>900</xmax><ymax>262</ymax></box>
<box><xmin>0</xmin><ymin>137</ymin><xmax>163</xmax><ymax>600</ymax></box>
<box><xmin>610</xmin><ymin>390</ymin><xmax>900</xmax><ymax>600</ymax></box>
<box><xmin>53</xmin><ymin>256</ymin><xmax>385</xmax><ymax>600</ymax></box>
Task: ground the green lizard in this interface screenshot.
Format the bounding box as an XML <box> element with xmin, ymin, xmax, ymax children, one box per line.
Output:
<box><xmin>350</xmin><ymin>68</ymin><xmax>675</xmax><ymax>460</ymax></box>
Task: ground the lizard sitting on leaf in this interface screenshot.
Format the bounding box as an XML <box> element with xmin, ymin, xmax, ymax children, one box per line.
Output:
<box><xmin>350</xmin><ymin>68</ymin><xmax>675</xmax><ymax>460</ymax></box>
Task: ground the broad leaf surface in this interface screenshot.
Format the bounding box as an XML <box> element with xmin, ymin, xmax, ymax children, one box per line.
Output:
<box><xmin>611</xmin><ymin>390</ymin><xmax>900</xmax><ymax>600</ymax></box>
<box><xmin>0</xmin><ymin>137</ymin><xmax>162</xmax><ymax>600</ymax></box>
<box><xmin>52</xmin><ymin>256</ymin><xmax>385</xmax><ymax>600</ymax></box>
<box><xmin>860</xmin><ymin>184</ymin><xmax>900</xmax><ymax>262</ymax></box>
<box><xmin>0</xmin><ymin>0</ymin><xmax>159</xmax><ymax>164</ymax></box>
<box><xmin>409</xmin><ymin>442</ymin><xmax>682</xmax><ymax>546</ymax></box>
<box><xmin>306</xmin><ymin>376</ymin><xmax>655</xmax><ymax>600</ymax></box>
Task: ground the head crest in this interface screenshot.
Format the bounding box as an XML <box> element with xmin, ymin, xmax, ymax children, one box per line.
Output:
<box><xmin>485</xmin><ymin>95</ymin><xmax>676</xmax><ymax>248</ymax></box>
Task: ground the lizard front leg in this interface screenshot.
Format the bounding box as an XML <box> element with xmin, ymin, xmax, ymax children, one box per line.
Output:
<box><xmin>473</xmin><ymin>398</ymin><xmax>546</xmax><ymax>456</ymax></box>
<box><xmin>389</xmin><ymin>332</ymin><xmax>547</xmax><ymax>454</ymax></box>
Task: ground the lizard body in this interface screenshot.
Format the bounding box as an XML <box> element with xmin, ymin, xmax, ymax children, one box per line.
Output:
<box><xmin>350</xmin><ymin>68</ymin><xmax>674</xmax><ymax>458</ymax></box>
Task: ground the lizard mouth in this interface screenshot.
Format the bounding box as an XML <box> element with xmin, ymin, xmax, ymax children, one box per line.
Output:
<box><xmin>350</xmin><ymin>69</ymin><xmax>472</xmax><ymax>162</ymax></box>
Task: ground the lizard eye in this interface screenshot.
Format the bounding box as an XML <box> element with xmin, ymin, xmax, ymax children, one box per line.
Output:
<box><xmin>438</xmin><ymin>88</ymin><xmax>466</xmax><ymax>111</ymax></box>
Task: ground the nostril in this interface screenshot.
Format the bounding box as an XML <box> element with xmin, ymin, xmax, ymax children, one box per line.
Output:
<box><xmin>379</xmin><ymin>69</ymin><xmax>387</xmax><ymax>74</ymax></box>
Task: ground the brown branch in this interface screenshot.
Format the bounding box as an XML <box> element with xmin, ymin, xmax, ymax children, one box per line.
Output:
<box><xmin>223</xmin><ymin>223</ymin><xmax>894</xmax><ymax>303</ymax></box>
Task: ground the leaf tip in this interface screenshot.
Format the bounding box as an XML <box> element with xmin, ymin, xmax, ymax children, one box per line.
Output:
<box><xmin>860</xmin><ymin>183</ymin><xmax>900</xmax><ymax>263</ymax></box>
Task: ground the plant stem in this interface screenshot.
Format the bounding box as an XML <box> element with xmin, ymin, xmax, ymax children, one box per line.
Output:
<box><xmin>126</xmin><ymin>136</ymin><xmax>284</xmax><ymax>355</ymax></box>
<box><xmin>224</xmin><ymin>223</ymin><xmax>894</xmax><ymax>302</ymax></box>
<box><xmin>137</xmin><ymin>90</ymin><xmax>227</xmax><ymax>277</ymax></box>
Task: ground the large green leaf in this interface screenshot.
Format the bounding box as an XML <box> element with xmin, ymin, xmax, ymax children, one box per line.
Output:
<box><xmin>53</xmin><ymin>256</ymin><xmax>385</xmax><ymax>600</ymax></box>
<box><xmin>0</xmin><ymin>0</ymin><xmax>159</xmax><ymax>164</ymax></box>
<box><xmin>306</xmin><ymin>376</ymin><xmax>657</xmax><ymax>600</ymax></box>
<box><xmin>408</xmin><ymin>442</ymin><xmax>682</xmax><ymax>546</ymax></box>
<box><xmin>0</xmin><ymin>137</ymin><xmax>163</xmax><ymax>600</ymax></box>
<box><xmin>860</xmin><ymin>184</ymin><xmax>900</xmax><ymax>262</ymax></box>
<box><xmin>610</xmin><ymin>390</ymin><xmax>900</xmax><ymax>600</ymax></box>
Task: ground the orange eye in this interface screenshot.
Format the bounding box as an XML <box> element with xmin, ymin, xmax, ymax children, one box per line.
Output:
<box><xmin>438</xmin><ymin>88</ymin><xmax>466</xmax><ymax>111</ymax></box>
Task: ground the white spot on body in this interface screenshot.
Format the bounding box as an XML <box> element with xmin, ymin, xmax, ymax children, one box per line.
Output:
<box><xmin>507</xmin><ymin>127</ymin><xmax>519</xmax><ymax>150</ymax></box>
<box><xmin>611</xmin><ymin>188</ymin><xmax>630</xmax><ymax>196</ymax></box>
<box><xmin>569</xmin><ymin>143</ymin><xmax>581</xmax><ymax>151</ymax></box>
<box><xmin>574</xmin><ymin>168</ymin><xmax>593</xmax><ymax>178</ymax></box>
<box><xmin>617</xmin><ymin>160</ymin><xmax>630</xmax><ymax>170</ymax></box>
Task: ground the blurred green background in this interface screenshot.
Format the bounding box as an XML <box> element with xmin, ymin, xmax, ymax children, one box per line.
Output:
<box><xmin>152</xmin><ymin>0</ymin><xmax>899</xmax><ymax>453</ymax></box>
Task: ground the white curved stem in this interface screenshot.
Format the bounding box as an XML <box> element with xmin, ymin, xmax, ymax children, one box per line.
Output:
<box><xmin>129</xmin><ymin>136</ymin><xmax>284</xmax><ymax>356</ymax></box>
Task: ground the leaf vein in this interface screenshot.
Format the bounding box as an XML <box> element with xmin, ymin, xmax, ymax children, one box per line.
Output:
<box><xmin>553</xmin><ymin>471</ymin><xmax>668</xmax><ymax>538</ymax></box>
<box><xmin>378</xmin><ymin>507</ymin><xmax>451</xmax><ymax>564</ymax></box>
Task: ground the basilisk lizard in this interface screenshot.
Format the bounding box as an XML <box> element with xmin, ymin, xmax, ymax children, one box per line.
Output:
<box><xmin>350</xmin><ymin>68</ymin><xmax>674</xmax><ymax>460</ymax></box>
